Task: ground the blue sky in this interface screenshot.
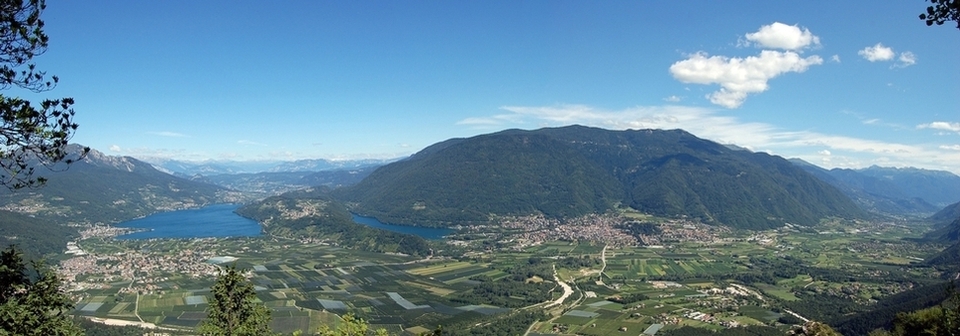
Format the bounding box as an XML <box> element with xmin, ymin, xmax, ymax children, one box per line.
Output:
<box><xmin>24</xmin><ymin>1</ymin><xmax>960</xmax><ymax>172</ymax></box>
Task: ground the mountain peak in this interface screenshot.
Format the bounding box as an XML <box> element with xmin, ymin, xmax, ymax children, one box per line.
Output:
<box><xmin>339</xmin><ymin>127</ymin><xmax>865</xmax><ymax>229</ymax></box>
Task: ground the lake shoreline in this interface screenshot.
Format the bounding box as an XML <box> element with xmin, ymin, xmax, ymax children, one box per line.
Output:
<box><xmin>114</xmin><ymin>204</ymin><xmax>262</xmax><ymax>240</ymax></box>
<box><xmin>350</xmin><ymin>213</ymin><xmax>453</xmax><ymax>240</ymax></box>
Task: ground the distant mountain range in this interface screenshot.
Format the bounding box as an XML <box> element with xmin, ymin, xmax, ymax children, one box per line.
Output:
<box><xmin>192</xmin><ymin>167</ymin><xmax>377</xmax><ymax>196</ymax></box>
<box><xmin>337</xmin><ymin>125</ymin><xmax>866</xmax><ymax>230</ymax></box>
<box><xmin>790</xmin><ymin>160</ymin><xmax>960</xmax><ymax>217</ymax></box>
<box><xmin>141</xmin><ymin>157</ymin><xmax>395</xmax><ymax>175</ymax></box>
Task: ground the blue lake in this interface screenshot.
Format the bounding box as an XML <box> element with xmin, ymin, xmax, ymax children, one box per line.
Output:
<box><xmin>350</xmin><ymin>214</ymin><xmax>452</xmax><ymax>240</ymax></box>
<box><xmin>114</xmin><ymin>204</ymin><xmax>450</xmax><ymax>240</ymax></box>
<box><xmin>115</xmin><ymin>204</ymin><xmax>262</xmax><ymax>240</ymax></box>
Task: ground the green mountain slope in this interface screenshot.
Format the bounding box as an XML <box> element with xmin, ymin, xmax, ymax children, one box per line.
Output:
<box><xmin>0</xmin><ymin>210</ymin><xmax>78</xmax><ymax>259</ymax></box>
<box><xmin>832</xmin><ymin>280</ymin><xmax>959</xmax><ymax>335</ymax></box>
<box><xmin>340</xmin><ymin>130</ymin><xmax>623</xmax><ymax>226</ymax></box>
<box><xmin>339</xmin><ymin>126</ymin><xmax>865</xmax><ymax>229</ymax></box>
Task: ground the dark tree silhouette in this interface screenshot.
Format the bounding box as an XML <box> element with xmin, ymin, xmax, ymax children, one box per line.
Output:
<box><xmin>0</xmin><ymin>245</ymin><xmax>83</xmax><ymax>335</ymax></box>
<box><xmin>920</xmin><ymin>0</ymin><xmax>960</xmax><ymax>30</ymax></box>
<box><xmin>198</xmin><ymin>264</ymin><xmax>273</xmax><ymax>336</ymax></box>
<box><xmin>0</xmin><ymin>0</ymin><xmax>87</xmax><ymax>190</ymax></box>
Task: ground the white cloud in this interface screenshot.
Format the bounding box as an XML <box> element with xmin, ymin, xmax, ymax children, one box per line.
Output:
<box><xmin>457</xmin><ymin>104</ymin><xmax>960</xmax><ymax>174</ymax></box>
<box><xmin>896</xmin><ymin>51</ymin><xmax>917</xmax><ymax>68</ymax></box>
<box><xmin>120</xmin><ymin>147</ymin><xmax>196</xmax><ymax>160</ymax></box>
<box><xmin>918</xmin><ymin>121</ymin><xmax>960</xmax><ymax>133</ymax></box>
<box><xmin>858</xmin><ymin>43</ymin><xmax>895</xmax><ymax>62</ymax></box>
<box><xmin>831</xmin><ymin>55</ymin><xmax>841</xmax><ymax>63</ymax></box>
<box><xmin>237</xmin><ymin>140</ymin><xmax>268</xmax><ymax>146</ymax></box>
<box><xmin>941</xmin><ymin>145</ymin><xmax>960</xmax><ymax>151</ymax></box>
<box><xmin>455</xmin><ymin>113</ymin><xmax>524</xmax><ymax>127</ymax></box>
<box><xmin>148</xmin><ymin>131</ymin><xmax>189</xmax><ymax>138</ymax></box>
<box><xmin>819</xmin><ymin>150</ymin><xmax>831</xmax><ymax>156</ymax></box>
<box><xmin>109</xmin><ymin>145</ymin><xmax>121</xmax><ymax>152</ymax></box>
<box><xmin>669</xmin><ymin>50</ymin><xmax>823</xmax><ymax>108</ymax></box>
<box><xmin>664</xmin><ymin>95</ymin><xmax>682</xmax><ymax>102</ymax></box>
<box><xmin>744</xmin><ymin>22</ymin><xmax>820</xmax><ymax>51</ymax></box>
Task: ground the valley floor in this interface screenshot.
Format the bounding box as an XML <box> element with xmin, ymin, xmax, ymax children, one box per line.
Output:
<box><xmin>60</xmin><ymin>216</ymin><xmax>946</xmax><ymax>335</ymax></box>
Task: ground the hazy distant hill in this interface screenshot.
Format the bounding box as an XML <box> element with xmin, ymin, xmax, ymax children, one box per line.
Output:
<box><xmin>269</xmin><ymin>158</ymin><xmax>389</xmax><ymax>173</ymax></box>
<box><xmin>920</xmin><ymin>201</ymin><xmax>960</xmax><ymax>271</ymax></box>
<box><xmin>144</xmin><ymin>157</ymin><xmax>394</xmax><ymax>175</ymax></box>
<box><xmin>199</xmin><ymin>172</ymin><xmax>313</xmax><ymax>195</ymax></box>
<box><xmin>187</xmin><ymin>167</ymin><xmax>379</xmax><ymax>197</ymax></box>
<box><xmin>299</xmin><ymin>167</ymin><xmax>376</xmax><ymax>187</ymax></box>
<box><xmin>790</xmin><ymin>159</ymin><xmax>942</xmax><ymax>217</ymax></box>
<box><xmin>921</xmin><ymin>202</ymin><xmax>960</xmax><ymax>244</ymax></box>
<box><xmin>0</xmin><ymin>146</ymin><xmax>231</xmax><ymax>255</ymax></box>
<box><xmin>929</xmin><ymin>201</ymin><xmax>960</xmax><ymax>225</ymax></box>
<box><xmin>338</xmin><ymin>126</ymin><xmax>865</xmax><ymax>230</ymax></box>
<box><xmin>857</xmin><ymin>166</ymin><xmax>960</xmax><ymax>207</ymax></box>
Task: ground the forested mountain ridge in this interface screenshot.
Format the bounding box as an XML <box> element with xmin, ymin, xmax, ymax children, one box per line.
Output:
<box><xmin>338</xmin><ymin>125</ymin><xmax>866</xmax><ymax>230</ymax></box>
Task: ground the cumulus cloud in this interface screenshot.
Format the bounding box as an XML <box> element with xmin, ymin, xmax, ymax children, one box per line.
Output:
<box><xmin>109</xmin><ymin>145</ymin><xmax>121</xmax><ymax>152</ymax></box>
<box><xmin>918</xmin><ymin>121</ymin><xmax>960</xmax><ymax>133</ymax></box>
<box><xmin>663</xmin><ymin>95</ymin><xmax>682</xmax><ymax>102</ymax></box>
<box><xmin>831</xmin><ymin>55</ymin><xmax>841</xmax><ymax>63</ymax></box>
<box><xmin>941</xmin><ymin>145</ymin><xmax>960</xmax><ymax>151</ymax></box>
<box><xmin>858</xmin><ymin>44</ymin><xmax>916</xmax><ymax>68</ymax></box>
<box><xmin>819</xmin><ymin>150</ymin><xmax>831</xmax><ymax>156</ymax></box>
<box><xmin>669</xmin><ymin>50</ymin><xmax>823</xmax><ymax>108</ymax></box>
<box><xmin>743</xmin><ymin>22</ymin><xmax>820</xmax><ymax>51</ymax></box>
<box><xmin>148</xmin><ymin>131</ymin><xmax>188</xmax><ymax>138</ymax></box>
<box><xmin>669</xmin><ymin>22</ymin><xmax>824</xmax><ymax>108</ymax></box>
<box><xmin>859</xmin><ymin>43</ymin><xmax>895</xmax><ymax>62</ymax></box>
<box><xmin>896</xmin><ymin>51</ymin><xmax>917</xmax><ymax>67</ymax></box>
